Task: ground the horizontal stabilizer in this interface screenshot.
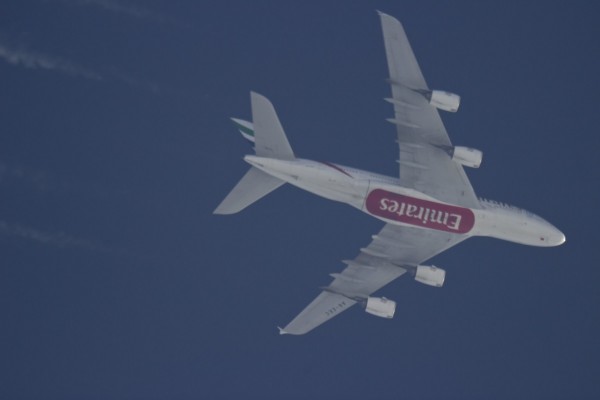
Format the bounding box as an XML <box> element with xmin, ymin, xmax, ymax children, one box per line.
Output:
<box><xmin>214</xmin><ymin>167</ymin><xmax>284</xmax><ymax>215</ymax></box>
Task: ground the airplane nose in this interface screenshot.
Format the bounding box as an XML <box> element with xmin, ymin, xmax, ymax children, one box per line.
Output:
<box><xmin>549</xmin><ymin>229</ymin><xmax>566</xmax><ymax>246</ymax></box>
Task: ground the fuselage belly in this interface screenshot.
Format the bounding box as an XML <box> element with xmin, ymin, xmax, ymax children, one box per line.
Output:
<box><xmin>245</xmin><ymin>155</ymin><xmax>565</xmax><ymax>247</ymax></box>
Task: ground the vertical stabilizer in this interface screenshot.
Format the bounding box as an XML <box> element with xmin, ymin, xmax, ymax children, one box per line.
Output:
<box><xmin>214</xmin><ymin>92</ymin><xmax>292</xmax><ymax>215</ymax></box>
<box><xmin>251</xmin><ymin>92</ymin><xmax>295</xmax><ymax>160</ymax></box>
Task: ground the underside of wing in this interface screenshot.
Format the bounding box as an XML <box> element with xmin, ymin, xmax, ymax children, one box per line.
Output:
<box><xmin>279</xmin><ymin>292</ymin><xmax>357</xmax><ymax>335</ymax></box>
<box><xmin>378</xmin><ymin>12</ymin><xmax>480</xmax><ymax>209</ymax></box>
<box><xmin>280</xmin><ymin>223</ymin><xmax>469</xmax><ymax>335</ymax></box>
<box><xmin>357</xmin><ymin>223</ymin><xmax>469</xmax><ymax>266</ymax></box>
<box><xmin>280</xmin><ymin>13</ymin><xmax>478</xmax><ymax>336</ymax></box>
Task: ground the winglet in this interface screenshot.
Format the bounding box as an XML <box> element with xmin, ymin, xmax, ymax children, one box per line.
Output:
<box><xmin>277</xmin><ymin>326</ymin><xmax>289</xmax><ymax>335</ymax></box>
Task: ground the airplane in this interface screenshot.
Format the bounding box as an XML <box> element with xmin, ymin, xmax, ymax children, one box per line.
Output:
<box><xmin>214</xmin><ymin>12</ymin><xmax>565</xmax><ymax>335</ymax></box>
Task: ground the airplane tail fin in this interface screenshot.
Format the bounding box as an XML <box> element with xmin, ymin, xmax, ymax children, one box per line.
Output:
<box><xmin>231</xmin><ymin>92</ymin><xmax>295</xmax><ymax>158</ymax></box>
<box><xmin>214</xmin><ymin>92</ymin><xmax>292</xmax><ymax>215</ymax></box>
<box><xmin>249</xmin><ymin>91</ymin><xmax>295</xmax><ymax>160</ymax></box>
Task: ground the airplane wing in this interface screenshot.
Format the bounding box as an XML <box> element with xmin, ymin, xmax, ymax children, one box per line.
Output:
<box><xmin>280</xmin><ymin>224</ymin><xmax>468</xmax><ymax>335</ymax></box>
<box><xmin>379</xmin><ymin>11</ymin><xmax>480</xmax><ymax>209</ymax></box>
<box><xmin>280</xmin><ymin>13</ymin><xmax>476</xmax><ymax>335</ymax></box>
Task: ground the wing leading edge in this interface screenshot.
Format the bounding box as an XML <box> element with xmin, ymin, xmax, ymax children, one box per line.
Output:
<box><xmin>379</xmin><ymin>11</ymin><xmax>480</xmax><ymax>209</ymax></box>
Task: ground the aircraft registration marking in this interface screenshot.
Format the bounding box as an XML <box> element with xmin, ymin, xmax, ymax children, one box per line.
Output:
<box><xmin>366</xmin><ymin>189</ymin><xmax>475</xmax><ymax>234</ymax></box>
<box><xmin>325</xmin><ymin>301</ymin><xmax>347</xmax><ymax>316</ymax></box>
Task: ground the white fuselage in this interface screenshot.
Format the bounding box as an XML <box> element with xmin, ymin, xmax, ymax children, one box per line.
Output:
<box><xmin>245</xmin><ymin>155</ymin><xmax>565</xmax><ymax>247</ymax></box>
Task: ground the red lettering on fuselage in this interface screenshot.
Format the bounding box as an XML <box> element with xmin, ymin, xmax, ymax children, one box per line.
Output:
<box><xmin>366</xmin><ymin>189</ymin><xmax>474</xmax><ymax>234</ymax></box>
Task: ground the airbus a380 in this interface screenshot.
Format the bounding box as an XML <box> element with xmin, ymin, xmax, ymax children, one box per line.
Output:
<box><xmin>215</xmin><ymin>12</ymin><xmax>565</xmax><ymax>335</ymax></box>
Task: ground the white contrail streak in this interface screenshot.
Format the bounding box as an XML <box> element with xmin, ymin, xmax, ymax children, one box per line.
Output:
<box><xmin>0</xmin><ymin>40</ymin><xmax>161</xmax><ymax>92</ymax></box>
<box><xmin>78</xmin><ymin>0</ymin><xmax>162</xmax><ymax>20</ymax></box>
<box><xmin>0</xmin><ymin>220</ymin><xmax>109</xmax><ymax>253</ymax></box>
<box><xmin>0</xmin><ymin>161</ymin><xmax>65</xmax><ymax>193</ymax></box>
<box><xmin>61</xmin><ymin>0</ymin><xmax>184</xmax><ymax>26</ymax></box>
<box><xmin>0</xmin><ymin>42</ymin><xmax>102</xmax><ymax>80</ymax></box>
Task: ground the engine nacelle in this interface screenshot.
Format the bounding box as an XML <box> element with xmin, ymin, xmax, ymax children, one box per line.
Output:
<box><xmin>428</xmin><ymin>90</ymin><xmax>460</xmax><ymax>112</ymax></box>
<box><xmin>452</xmin><ymin>146</ymin><xmax>483</xmax><ymax>168</ymax></box>
<box><xmin>415</xmin><ymin>265</ymin><xmax>446</xmax><ymax>287</ymax></box>
<box><xmin>365</xmin><ymin>297</ymin><xmax>396</xmax><ymax>319</ymax></box>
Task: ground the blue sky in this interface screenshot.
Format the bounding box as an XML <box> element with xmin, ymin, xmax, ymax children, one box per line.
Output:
<box><xmin>1</xmin><ymin>1</ymin><xmax>599</xmax><ymax>399</ymax></box>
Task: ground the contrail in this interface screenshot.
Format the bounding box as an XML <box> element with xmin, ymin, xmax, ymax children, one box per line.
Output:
<box><xmin>0</xmin><ymin>39</ymin><xmax>161</xmax><ymax>92</ymax></box>
<box><xmin>59</xmin><ymin>0</ymin><xmax>185</xmax><ymax>26</ymax></box>
<box><xmin>0</xmin><ymin>220</ymin><xmax>110</xmax><ymax>253</ymax></box>
<box><xmin>0</xmin><ymin>160</ymin><xmax>120</xmax><ymax>197</ymax></box>
<box><xmin>0</xmin><ymin>42</ymin><xmax>102</xmax><ymax>80</ymax></box>
<box><xmin>0</xmin><ymin>161</ymin><xmax>67</xmax><ymax>193</ymax></box>
<box><xmin>0</xmin><ymin>162</ymin><xmax>138</xmax><ymax>257</ymax></box>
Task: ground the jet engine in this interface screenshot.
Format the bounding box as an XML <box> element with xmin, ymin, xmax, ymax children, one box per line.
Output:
<box><xmin>451</xmin><ymin>146</ymin><xmax>483</xmax><ymax>168</ymax></box>
<box><xmin>426</xmin><ymin>90</ymin><xmax>460</xmax><ymax>112</ymax></box>
<box><xmin>365</xmin><ymin>297</ymin><xmax>396</xmax><ymax>318</ymax></box>
<box><xmin>415</xmin><ymin>265</ymin><xmax>446</xmax><ymax>287</ymax></box>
